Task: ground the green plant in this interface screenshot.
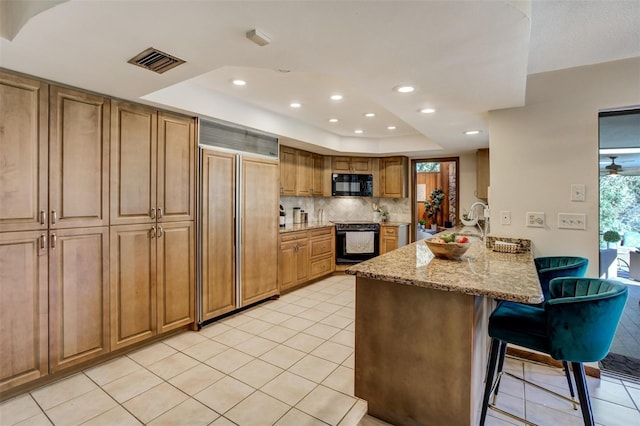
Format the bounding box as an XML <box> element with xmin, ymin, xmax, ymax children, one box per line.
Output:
<box><xmin>419</xmin><ymin>220</ymin><xmax>426</xmax><ymax>226</ymax></box>
<box><xmin>424</xmin><ymin>188</ymin><xmax>445</xmax><ymax>219</ymax></box>
<box><xmin>603</xmin><ymin>230</ymin><xmax>621</xmax><ymax>244</ymax></box>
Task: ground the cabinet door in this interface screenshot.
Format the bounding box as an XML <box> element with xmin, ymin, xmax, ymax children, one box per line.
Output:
<box><xmin>49</xmin><ymin>86</ymin><xmax>110</xmax><ymax>229</ymax></box>
<box><xmin>380</xmin><ymin>235</ymin><xmax>398</xmax><ymax>255</ymax></box>
<box><xmin>49</xmin><ymin>227</ymin><xmax>109</xmax><ymax>372</ymax></box>
<box><xmin>157</xmin><ymin>113</ymin><xmax>195</xmax><ymax>223</ymax></box>
<box><xmin>296</xmin><ymin>150</ymin><xmax>313</xmax><ymax>196</ymax></box>
<box><xmin>241</xmin><ymin>157</ymin><xmax>279</xmax><ymax>305</ymax></box>
<box><xmin>351</xmin><ymin>157</ymin><xmax>372</xmax><ymax>173</ymax></box>
<box><xmin>380</xmin><ymin>156</ymin><xmax>407</xmax><ymax>198</ymax></box>
<box><xmin>201</xmin><ymin>150</ymin><xmax>236</xmax><ymax>321</ymax></box>
<box><xmin>110</xmin><ymin>224</ymin><xmax>156</xmax><ymax>350</ymax></box>
<box><xmin>279</xmin><ymin>240</ymin><xmax>297</xmax><ymax>291</ymax></box>
<box><xmin>110</xmin><ymin>101</ymin><xmax>157</xmax><ymax>225</ymax></box>
<box><xmin>332</xmin><ymin>156</ymin><xmax>352</xmax><ymax>172</ymax></box>
<box><xmin>0</xmin><ymin>71</ymin><xmax>48</xmax><ymax>232</ymax></box>
<box><xmin>311</xmin><ymin>154</ymin><xmax>325</xmax><ymax>196</ymax></box>
<box><xmin>476</xmin><ymin>148</ymin><xmax>490</xmax><ymax>200</ymax></box>
<box><xmin>157</xmin><ymin>221</ymin><xmax>194</xmax><ymax>333</ymax></box>
<box><xmin>295</xmin><ymin>238</ymin><xmax>310</xmax><ymax>284</ymax></box>
<box><xmin>279</xmin><ymin>146</ymin><xmax>297</xmax><ymax>196</ymax></box>
<box><xmin>0</xmin><ymin>231</ymin><xmax>48</xmax><ymax>392</ymax></box>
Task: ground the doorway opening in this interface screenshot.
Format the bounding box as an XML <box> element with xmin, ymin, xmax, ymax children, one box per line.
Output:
<box><xmin>411</xmin><ymin>158</ymin><xmax>459</xmax><ymax>242</ymax></box>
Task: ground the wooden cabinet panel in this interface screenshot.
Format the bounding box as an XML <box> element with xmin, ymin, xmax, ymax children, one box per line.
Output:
<box><xmin>110</xmin><ymin>101</ymin><xmax>157</xmax><ymax>225</ymax></box>
<box><xmin>279</xmin><ymin>146</ymin><xmax>297</xmax><ymax>196</ymax></box>
<box><xmin>110</xmin><ymin>224</ymin><xmax>156</xmax><ymax>350</ymax></box>
<box><xmin>279</xmin><ymin>240</ymin><xmax>297</xmax><ymax>291</ymax></box>
<box><xmin>332</xmin><ymin>156</ymin><xmax>372</xmax><ymax>173</ymax></box>
<box><xmin>157</xmin><ymin>113</ymin><xmax>195</xmax><ymax>222</ymax></box>
<box><xmin>295</xmin><ymin>238</ymin><xmax>310</xmax><ymax>284</ymax></box>
<box><xmin>0</xmin><ymin>231</ymin><xmax>48</xmax><ymax>392</ymax></box>
<box><xmin>49</xmin><ymin>86</ymin><xmax>110</xmax><ymax>229</ymax></box>
<box><xmin>310</xmin><ymin>255</ymin><xmax>333</xmax><ymax>279</ymax></box>
<box><xmin>49</xmin><ymin>227</ymin><xmax>109</xmax><ymax>372</ymax></box>
<box><xmin>157</xmin><ymin>221</ymin><xmax>194</xmax><ymax>333</ymax></box>
<box><xmin>296</xmin><ymin>150</ymin><xmax>313</xmax><ymax>196</ymax></box>
<box><xmin>352</xmin><ymin>157</ymin><xmax>372</xmax><ymax>173</ymax></box>
<box><xmin>279</xmin><ymin>232</ymin><xmax>310</xmax><ymax>291</ymax></box>
<box><xmin>200</xmin><ymin>150</ymin><xmax>236</xmax><ymax>321</ymax></box>
<box><xmin>0</xmin><ymin>71</ymin><xmax>48</xmax><ymax>232</ymax></box>
<box><xmin>380</xmin><ymin>156</ymin><xmax>408</xmax><ymax>198</ymax></box>
<box><xmin>312</xmin><ymin>154</ymin><xmax>325</xmax><ymax>196</ymax></box>
<box><xmin>476</xmin><ymin>148</ymin><xmax>490</xmax><ymax>200</ymax></box>
<box><xmin>332</xmin><ymin>157</ymin><xmax>352</xmax><ymax>172</ymax></box>
<box><xmin>241</xmin><ymin>157</ymin><xmax>279</xmax><ymax>305</ymax></box>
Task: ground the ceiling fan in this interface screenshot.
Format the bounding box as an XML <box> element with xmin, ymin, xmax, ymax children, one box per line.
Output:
<box><xmin>603</xmin><ymin>156</ymin><xmax>623</xmax><ymax>175</ymax></box>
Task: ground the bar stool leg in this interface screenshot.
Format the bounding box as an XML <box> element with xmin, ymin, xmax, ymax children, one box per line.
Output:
<box><xmin>562</xmin><ymin>360</ymin><xmax>578</xmax><ymax>409</ymax></box>
<box><xmin>492</xmin><ymin>341</ymin><xmax>508</xmax><ymax>403</ymax></box>
<box><xmin>571</xmin><ymin>362</ymin><xmax>595</xmax><ymax>426</ymax></box>
<box><xmin>480</xmin><ymin>338</ymin><xmax>501</xmax><ymax>426</ymax></box>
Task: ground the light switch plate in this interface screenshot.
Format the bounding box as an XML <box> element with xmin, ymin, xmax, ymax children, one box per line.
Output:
<box><xmin>571</xmin><ymin>184</ymin><xmax>585</xmax><ymax>201</ymax></box>
<box><xmin>526</xmin><ymin>212</ymin><xmax>545</xmax><ymax>228</ymax></box>
<box><xmin>558</xmin><ymin>213</ymin><xmax>586</xmax><ymax>230</ymax></box>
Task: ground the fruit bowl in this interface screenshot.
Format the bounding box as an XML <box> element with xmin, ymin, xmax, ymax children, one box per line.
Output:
<box><xmin>425</xmin><ymin>238</ymin><xmax>471</xmax><ymax>260</ymax></box>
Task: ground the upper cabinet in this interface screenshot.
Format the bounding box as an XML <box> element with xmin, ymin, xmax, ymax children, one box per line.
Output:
<box><xmin>476</xmin><ymin>148</ymin><xmax>490</xmax><ymax>201</ymax></box>
<box><xmin>279</xmin><ymin>146</ymin><xmax>328</xmax><ymax>197</ymax></box>
<box><xmin>379</xmin><ymin>156</ymin><xmax>408</xmax><ymax>198</ymax></box>
<box><xmin>110</xmin><ymin>102</ymin><xmax>195</xmax><ymax>225</ymax></box>
<box><xmin>279</xmin><ymin>146</ymin><xmax>298</xmax><ymax>196</ymax></box>
<box><xmin>0</xmin><ymin>71</ymin><xmax>49</xmax><ymax>232</ymax></box>
<box><xmin>332</xmin><ymin>156</ymin><xmax>372</xmax><ymax>173</ymax></box>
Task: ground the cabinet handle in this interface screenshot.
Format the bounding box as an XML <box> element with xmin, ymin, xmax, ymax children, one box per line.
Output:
<box><xmin>51</xmin><ymin>233</ymin><xmax>57</xmax><ymax>249</ymax></box>
<box><xmin>51</xmin><ymin>210</ymin><xmax>57</xmax><ymax>225</ymax></box>
<box><xmin>151</xmin><ymin>208</ymin><xmax>156</xmax><ymax>219</ymax></box>
<box><xmin>158</xmin><ymin>226</ymin><xmax>164</xmax><ymax>238</ymax></box>
<box><xmin>40</xmin><ymin>210</ymin><xmax>46</xmax><ymax>226</ymax></box>
<box><xmin>150</xmin><ymin>226</ymin><xmax>156</xmax><ymax>239</ymax></box>
<box><xmin>158</xmin><ymin>208</ymin><xmax>163</xmax><ymax>219</ymax></box>
<box><xmin>40</xmin><ymin>233</ymin><xmax>47</xmax><ymax>250</ymax></box>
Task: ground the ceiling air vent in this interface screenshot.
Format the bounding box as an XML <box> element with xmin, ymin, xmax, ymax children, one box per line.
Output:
<box><xmin>128</xmin><ymin>47</ymin><xmax>185</xmax><ymax>74</ymax></box>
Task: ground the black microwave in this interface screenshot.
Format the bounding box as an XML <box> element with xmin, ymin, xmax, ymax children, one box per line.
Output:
<box><xmin>332</xmin><ymin>173</ymin><xmax>373</xmax><ymax>196</ymax></box>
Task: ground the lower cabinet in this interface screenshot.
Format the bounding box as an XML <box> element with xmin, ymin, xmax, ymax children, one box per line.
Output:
<box><xmin>110</xmin><ymin>221</ymin><xmax>194</xmax><ymax>351</ymax></box>
<box><xmin>0</xmin><ymin>231</ymin><xmax>48</xmax><ymax>392</ymax></box>
<box><xmin>279</xmin><ymin>227</ymin><xmax>335</xmax><ymax>291</ymax></box>
<box><xmin>379</xmin><ymin>224</ymin><xmax>409</xmax><ymax>255</ymax></box>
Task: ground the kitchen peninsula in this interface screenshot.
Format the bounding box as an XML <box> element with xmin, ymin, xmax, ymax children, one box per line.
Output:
<box><xmin>346</xmin><ymin>235</ymin><xmax>542</xmax><ymax>426</ymax></box>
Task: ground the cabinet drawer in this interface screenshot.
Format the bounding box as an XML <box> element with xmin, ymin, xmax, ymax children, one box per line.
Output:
<box><xmin>281</xmin><ymin>231</ymin><xmax>308</xmax><ymax>243</ymax></box>
<box><xmin>381</xmin><ymin>226</ymin><xmax>398</xmax><ymax>236</ymax></box>
<box><xmin>309</xmin><ymin>227</ymin><xmax>333</xmax><ymax>239</ymax></box>
<box><xmin>310</xmin><ymin>255</ymin><xmax>334</xmax><ymax>279</ymax></box>
<box><xmin>310</xmin><ymin>237</ymin><xmax>333</xmax><ymax>257</ymax></box>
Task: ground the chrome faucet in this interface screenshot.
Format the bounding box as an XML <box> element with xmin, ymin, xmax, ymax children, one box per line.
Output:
<box><xmin>467</xmin><ymin>202</ymin><xmax>490</xmax><ymax>240</ymax></box>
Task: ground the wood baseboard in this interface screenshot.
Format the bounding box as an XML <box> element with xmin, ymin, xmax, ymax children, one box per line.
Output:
<box><xmin>506</xmin><ymin>347</ymin><xmax>600</xmax><ymax>378</ymax></box>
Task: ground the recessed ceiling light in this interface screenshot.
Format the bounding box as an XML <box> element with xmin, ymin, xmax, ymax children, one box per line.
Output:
<box><xmin>354</xmin><ymin>129</ymin><xmax>363</xmax><ymax>134</ymax></box>
<box><xmin>232</xmin><ymin>79</ymin><xmax>246</xmax><ymax>86</ymax></box>
<box><xmin>387</xmin><ymin>126</ymin><xmax>397</xmax><ymax>130</ymax></box>
<box><xmin>330</xmin><ymin>94</ymin><xmax>343</xmax><ymax>101</ymax></box>
<box><xmin>329</xmin><ymin>118</ymin><xmax>339</xmax><ymax>123</ymax></box>
<box><xmin>364</xmin><ymin>113</ymin><xmax>376</xmax><ymax>117</ymax></box>
<box><xmin>290</xmin><ymin>102</ymin><xmax>301</xmax><ymax>108</ymax></box>
<box><xmin>464</xmin><ymin>130</ymin><xmax>481</xmax><ymax>135</ymax></box>
<box><xmin>394</xmin><ymin>85</ymin><xmax>415</xmax><ymax>93</ymax></box>
<box><xmin>420</xmin><ymin>108</ymin><xmax>436</xmax><ymax>114</ymax></box>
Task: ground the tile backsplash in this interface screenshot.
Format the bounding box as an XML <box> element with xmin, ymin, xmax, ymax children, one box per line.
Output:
<box><xmin>280</xmin><ymin>197</ymin><xmax>411</xmax><ymax>224</ymax></box>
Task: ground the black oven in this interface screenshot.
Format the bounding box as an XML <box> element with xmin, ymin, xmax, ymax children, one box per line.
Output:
<box><xmin>332</xmin><ymin>173</ymin><xmax>373</xmax><ymax>197</ymax></box>
<box><xmin>335</xmin><ymin>222</ymin><xmax>380</xmax><ymax>264</ymax></box>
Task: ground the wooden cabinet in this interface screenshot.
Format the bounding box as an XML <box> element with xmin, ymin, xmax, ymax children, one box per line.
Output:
<box><xmin>476</xmin><ymin>148</ymin><xmax>490</xmax><ymax>200</ymax></box>
<box><xmin>49</xmin><ymin>86</ymin><xmax>110</xmax><ymax>229</ymax></box>
<box><xmin>279</xmin><ymin>231</ymin><xmax>310</xmax><ymax>291</ymax></box>
<box><xmin>312</xmin><ymin>154</ymin><xmax>326</xmax><ymax>196</ymax></box>
<box><xmin>49</xmin><ymin>227</ymin><xmax>109</xmax><ymax>372</ymax></box>
<box><xmin>111</xmin><ymin>103</ymin><xmax>195</xmax><ymax>225</ymax></box>
<box><xmin>157</xmin><ymin>221</ymin><xmax>194</xmax><ymax>333</ymax></box>
<box><xmin>279</xmin><ymin>146</ymin><xmax>297</xmax><ymax>196</ymax></box>
<box><xmin>0</xmin><ymin>231</ymin><xmax>49</xmax><ymax>392</ymax></box>
<box><xmin>241</xmin><ymin>157</ymin><xmax>279</xmax><ymax>305</ymax></box>
<box><xmin>309</xmin><ymin>227</ymin><xmax>335</xmax><ymax>279</ymax></box>
<box><xmin>379</xmin><ymin>156</ymin><xmax>408</xmax><ymax>198</ymax></box>
<box><xmin>379</xmin><ymin>224</ymin><xmax>409</xmax><ymax>255</ymax></box>
<box><xmin>333</xmin><ymin>156</ymin><xmax>372</xmax><ymax>173</ymax></box>
<box><xmin>296</xmin><ymin>150</ymin><xmax>313</xmax><ymax>197</ymax></box>
<box><xmin>200</xmin><ymin>150</ymin><xmax>236</xmax><ymax>321</ymax></box>
<box><xmin>0</xmin><ymin>71</ymin><xmax>48</xmax><ymax>233</ymax></box>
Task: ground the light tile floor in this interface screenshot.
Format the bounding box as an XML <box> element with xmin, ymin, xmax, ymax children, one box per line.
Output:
<box><xmin>0</xmin><ymin>275</ymin><xmax>639</xmax><ymax>426</ymax></box>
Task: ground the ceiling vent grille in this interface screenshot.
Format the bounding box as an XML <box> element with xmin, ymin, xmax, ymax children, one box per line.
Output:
<box><xmin>128</xmin><ymin>47</ymin><xmax>185</xmax><ymax>74</ymax></box>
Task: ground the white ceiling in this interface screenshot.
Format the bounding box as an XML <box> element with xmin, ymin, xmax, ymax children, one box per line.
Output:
<box><xmin>1</xmin><ymin>0</ymin><xmax>639</xmax><ymax>157</ymax></box>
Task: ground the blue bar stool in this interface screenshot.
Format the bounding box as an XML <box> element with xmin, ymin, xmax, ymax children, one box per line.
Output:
<box><xmin>492</xmin><ymin>256</ymin><xmax>589</xmax><ymax>405</ymax></box>
<box><xmin>480</xmin><ymin>278</ymin><xmax>628</xmax><ymax>426</ymax></box>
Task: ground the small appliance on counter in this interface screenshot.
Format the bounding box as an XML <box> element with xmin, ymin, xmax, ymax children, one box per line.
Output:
<box><xmin>279</xmin><ymin>205</ymin><xmax>286</xmax><ymax>227</ymax></box>
<box><xmin>293</xmin><ymin>207</ymin><xmax>301</xmax><ymax>224</ymax></box>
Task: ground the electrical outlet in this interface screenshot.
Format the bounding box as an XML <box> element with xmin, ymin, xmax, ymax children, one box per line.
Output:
<box><xmin>571</xmin><ymin>184</ymin><xmax>585</xmax><ymax>202</ymax></box>
<box><xmin>526</xmin><ymin>212</ymin><xmax>545</xmax><ymax>228</ymax></box>
<box><xmin>500</xmin><ymin>211</ymin><xmax>511</xmax><ymax>225</ymax></box>
<box><xmin>558</xmin><ymin>213</ymin><xmax>586</xmax><ymax>230</ymax></box>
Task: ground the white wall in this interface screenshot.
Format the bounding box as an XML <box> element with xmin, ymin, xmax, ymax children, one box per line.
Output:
<box><xmin>489</xmin><ymin>58</ymin><xmax>640</xmax><ymax>276</ymax></box>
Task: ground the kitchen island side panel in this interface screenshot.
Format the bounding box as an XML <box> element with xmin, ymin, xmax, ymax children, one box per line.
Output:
<box><xmin>355</xmin><ymin>276</ymin><xmax>489</xmax><ymax>426</ymax></box>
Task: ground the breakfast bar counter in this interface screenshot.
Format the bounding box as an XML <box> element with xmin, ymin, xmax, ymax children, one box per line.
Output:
<box><xmin>345</xmin><ymin>236</ymin><xmax>542</xmax><ymax>426</ymax></box>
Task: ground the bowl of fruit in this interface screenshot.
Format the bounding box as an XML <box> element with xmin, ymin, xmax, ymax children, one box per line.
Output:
<box><xmin>425</xmin><ymin>234</ymin><xmax>471</xmax><ymax>260</ymax></box>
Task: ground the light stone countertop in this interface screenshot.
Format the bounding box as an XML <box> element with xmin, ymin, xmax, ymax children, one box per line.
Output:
<box><xmin>279</xmin><ymin>222</ymin><xmax>335</xmax><ymax>233</ymax></box>
<box><xmin>346</xmin><ymin>236</ymin><xmax>543</xmax><ymax>304</ymax></box>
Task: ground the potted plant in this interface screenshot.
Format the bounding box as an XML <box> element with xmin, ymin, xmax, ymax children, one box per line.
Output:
<box><xmin>424</xmin><ymin>188</ymin><xmax>445</xmax><ymax>229</ymax></box>
<box><xmin>418</xmin><ymin>220</ymin><xmax>426</xmax><ymax>230</ymax></box>
<box><xmin>603</xmin><ymin>230</ymin><xmax>621</xmax><ymax>248</ymax></box>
